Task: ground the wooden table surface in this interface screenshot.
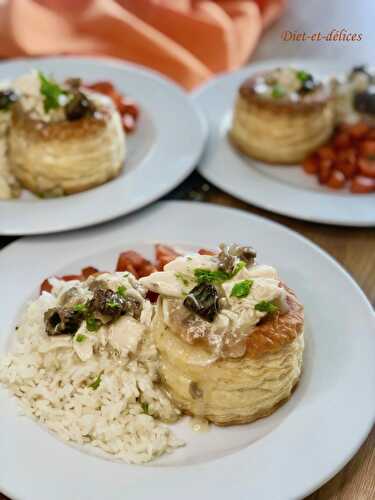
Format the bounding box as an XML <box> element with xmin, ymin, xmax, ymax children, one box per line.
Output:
<box><xmin>0</xmin><ymin>0</ymin><xmax>374</xmax><ymax>498</ymax></box>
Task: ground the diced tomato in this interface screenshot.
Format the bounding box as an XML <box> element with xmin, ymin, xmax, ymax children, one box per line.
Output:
<box><xmin>337</xmin><ymin>148</ymin><xmax>357</xmax><ymax>165</ymax></box>
<box><xmin>359</xmin><ymin>141</ymin><xmax>375</xmax><ymax>158</ymax></box>
<box><xmin>122</xmin><ymin>100</ymin><xmax>139</xmax><ymax>120</ymax></box>
<box><xmin>86</xmin><ymin>81</ymin><xmax>114</xmax><ymax>94</ymax></box>
<box><xmin>40</xmin><ymin>278</ymin><xmax>53</xmax><ymax>294</ymax></box>
<box><xmin>336</xmin><ymin>162</ymin><xmax>357</xmax><ymax>179</ymax></box>
<box><xmin>348</xmin><ymin>122</ymin><xmax>369</xmax><ymax>140</ymax></box>
<box><xmin>318</xmin><ymin>159</ymin><xmax>333</xmax><ymax>184</ymax></box>
<box><xmin>365</xmin><ymin>128</ymin><xmax>375</xmax><ymax>140</ymax></box>
<box><xmin>122</xmin><ymin>114</ymin><xmax>135</xmax><ymax>133</ymax></box>
<box><xmin>358</xmin><ymin>158</ymin><xmax>375</xmax><ymax>178</ymax></box>
<box><xmin>317</xmin><ymin>146</ymin><xmax>335</xmax><ymax>161</ymax></box>
<box><xmin>302</xmin><ymin>156</ymin><xmax>319</xmax><ymax>174</ymax></box>
<box><xmin>350</xmin><ymin>176</ymin><xmax>375</xmax><ymax>193</ymax></box>
<box><xmin>81</xmin><ymin>266</ymin><xmax>99</xmax><ymax>279</ymax></box>
<box><xmin>326</xmin><ymin>170</ymin><xmax>346</xmax><ymax>189</ymax></box>
<box><xmin>155</xmin><ymin>244</ymin><xmax>181</xmax><ymax>270</ymax></box>
<box><xmin>198</xmin><ymin>248</ymin><xmax>216</xmax><ymax>255</ymax></box>
<box><xmin>334</xmin><ymin>132</ymin><xmax>351</xmax><ymax>149</ymax></box>
<box><xmin>116</xmin><ymin>251</ymin><xmax>156</xmax><ymax>278</ymax></box>
<box><xmin>60</xmin><ymin>274</ymin><xmax>82</xmax><ymax>282</ymax></box>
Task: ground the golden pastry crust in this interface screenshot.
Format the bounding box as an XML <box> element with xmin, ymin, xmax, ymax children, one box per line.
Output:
<box><xmin>246</xmin><ymin>286</ymin><xmax>303</xmax><ymax>358</ymax></box>
<box><xmin>229</xmin><ymin>73</ymin><xmax>335</xmax><ymax>164</ymax></box>
<box><xmin>153</xmin><ymin>287</ymin><xmax>304</xmax><ymax>425</ymax></box>
<box><xmin>9</xmin><ymin>103</ymin><xmax>126</xmax><ymax>196</ymax></box>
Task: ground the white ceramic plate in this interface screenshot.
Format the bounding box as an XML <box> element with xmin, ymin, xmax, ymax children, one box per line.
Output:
<box><xmin>0</xmin><ymin>201</ymin><xmax>374</xmax><ymax>500</ymax></box>
<box><xmin>193</xmin><ymin>58</ymin><xmax>375</xmax><ymax>226</ymax></box>
<box><xmin>0</xmin><ymin>57</ymin><xmax>206</xmax><ymax>235</ymax></box>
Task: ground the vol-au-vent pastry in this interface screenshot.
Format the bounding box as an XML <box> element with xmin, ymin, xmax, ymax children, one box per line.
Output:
<box><xmin>8</xmin><ymin>71</ymin><xmax>126</xmax><ymax>197</ymax></box>
<box><xmin>230</xmin><ymin>67</ymin><xmax>335</xmax><ymax>164</ymax></box>
<box><xmin>140</xmin><ymin>244</ymin><xmax>304</xmax><ymax>425</ymax></box>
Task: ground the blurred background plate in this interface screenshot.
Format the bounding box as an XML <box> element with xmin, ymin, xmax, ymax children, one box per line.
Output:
<box><xmin>0</xmin><ymin>57</ymin><xmax>206</xmax><ymax>235</ymax></box>
<box><xmin>193</xmin><ymin>58</ymin><xmax>375</xmax><ymax>227</ymax></box>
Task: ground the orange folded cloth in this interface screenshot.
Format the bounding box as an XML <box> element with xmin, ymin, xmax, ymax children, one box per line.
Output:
<box><xmin>0</xmin><ymin>0</ymin><xmax>285</xmax><ymax>90</ymax></box>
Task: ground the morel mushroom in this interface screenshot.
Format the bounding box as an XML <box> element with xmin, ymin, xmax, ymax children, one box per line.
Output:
<box><xmin>45</xmin><ymin>307</ymin><xmax>84</xmax><ymax>336</ymax></box>
<box><xmin>65</xmin><ymin>91</ymin><xmax>94</xmax><ymax>121</ymax></box>
<box><xmin>218</xmin><ymin>243</ymin><xmax>256</xmax><ymax>273</ymax></box>
<box><xmin>0</xmin><ymin>90</ymin><xmax>18</xmax><ymax>111</ymax></box>
<box><xmin>183</xmin><ymin>282</ymin><xmax>220</xmax><ymax>322</ymax></box>
<box><xmin>88</xmin><ymin>287</ymin><xmax>142</xmax><ymax>320</ymax></box>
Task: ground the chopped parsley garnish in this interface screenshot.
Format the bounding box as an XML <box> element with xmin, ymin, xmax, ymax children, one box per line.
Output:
<box><xmin>86</xmin><ymin>317</ymin><xmax>101</xmax><ymax>332</ymax></box>
<box><xmin>296</xmin><ymin>70</ymin><xmax>311</xmax><ymax>82</ymax></box>
<box><xmin>89</xmin><ymin>372</ymin><xmax>103</xmax><ymax>390</ymax></box>
<box><xmin>142</xmin><ymin>402</ymin><xmax>150</xmax><ymax>414</ymax></box>
<box><xmin>107</xmin><ymin>300</ymin><xmax>120</xmax><ymax>309</ymax></box>
<box><xmin>194</xmin><ymin>268</ymin><xmax>231</xmax><ymax>284</ymax></box>
<box><xmin>38</xmin><ymin>71</ymin><xmax>67</xmax><ymax>112</ymax></box>
<box><xmin>271</xmin><ymin>84</ymin><xmax>286</xmax><ymax>98</ymax></box>
<box><xmin>117</xmin><ymin>285</ymin><xmax>126</xmax><ymax>297</ymax></box>
<box><xmin>194</xmin><ymin>261</ymin><xmax>246</xmax><ymax>285</ymax></box>
<box><xmin>75</xmin><ymin>334</ymin><xmax>87</xmax><ymax>343</ymax></box>
<box><xmin>233</xmin><ymin>261</ymin><xmax>246</xmax><ymax>274</ymax></box>
<box><xmin>73</xmin><ymin>303</ymin><xmax>87</xmax><ymax>313</ymax></box>
<box><xmin>255</xmin><ymin>301</ymin><xmax>279</xmax><ymax>314</ymax></box>
<box><xmin>175</xmin><ymin>272</ymin><xmax>190</xmax><ymax>286</ymax></box>
<box><xmin>230</xmin><ymin>279</ymin><xmax>253</xmax><ymax>298</ymax></box>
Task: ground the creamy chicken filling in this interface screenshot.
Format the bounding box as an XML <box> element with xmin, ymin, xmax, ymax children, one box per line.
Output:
<box><xmin>140</xmin><ymin>245</ymin><xmax>289</xmax><ymax>359</ymax></box>
<box><xmin>253</xmin><ymin>68</ymin><xmax>319</xmax><ymax>101</ymax></box>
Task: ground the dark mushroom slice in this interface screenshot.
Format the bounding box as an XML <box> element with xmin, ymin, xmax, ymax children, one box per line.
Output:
<box><xmin>65</xmin><ymin>91</ymin><xmax>95</xmax><ymax>121</ymax></box>
<box><xmin>88</xmin><ymin>287</ymin><xmax>142</xmax><ymax>320</ymax></box>
<box><xmin>218</xmin><ymin>243</ymin><xmax>256</xmax><ymax>273</ymax></box>
<box><xmin>354</xmin><ymin>89</ymin><xmax>375</xmax><ymax>115</ymax></box>
<box><xmin>183</xmin><ymin>282</ymin><xmax>220</xmax><ymax>323</ymax></box>
<box><xmin>44</xmin><ymin>306</ymin><xmax>84</xmax><ymax>336</ymax></box>
<box><xmin>0</xmin><ymin>90</ymin><xmax>18</xmax><ymax>111</ymax></box>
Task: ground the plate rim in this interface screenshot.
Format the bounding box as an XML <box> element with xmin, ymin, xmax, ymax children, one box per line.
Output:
<box><xmin>0</xmin><ymin>56</ymin><xmax>207</xmax><ymax>236</ymax></box>
<box><xmin>0</xmin><ymin>200</ymin><xmax>374</xmax><ymax>500</ymax></box>
<box><xmin>192</xmin><ymin>57</ymin><xmax>375</xmax><ymax>227</ymax></box>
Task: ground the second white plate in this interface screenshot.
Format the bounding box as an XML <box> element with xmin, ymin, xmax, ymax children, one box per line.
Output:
<box><xmin>0</xmin><ymin>57</ymin><xmax>207</xmax><ymax>235</ymax></box>
<box><xmin>193</xmin><ymin>58</ymin><xmax>375</xmax><ymax>226</ymax></box>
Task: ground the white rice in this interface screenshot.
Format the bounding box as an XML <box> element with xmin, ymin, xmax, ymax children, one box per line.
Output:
<box><xmin>0</xmin><ymin>276</ymin><xmax>184</xmax><ymax>464</ymax></box>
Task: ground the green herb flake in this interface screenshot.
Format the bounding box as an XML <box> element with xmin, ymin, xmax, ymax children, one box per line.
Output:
<box><xmin>75</xmin><ymin>334</ymin><xmax>87</xmax><ymax>343</ymax></box>
<box><xmin>38</xmin><ymin>71</ymin><xmax>67</xmax><ymax>112</ymax></box>
<box><xmin>254</xmin><ymin>301</ymin><xmax>279</xmax><ymax>314</ymax></box>
<box><xmin>107</xmin><ymin>300</ymin><xmax>120</xmax><ymax>309</ymax></box>
<box><xmin>117</xmin><ymin>286</ymin><xmax>126</xmax><ymax>297</ymax></box>
<box><xmin>194</xmin><ymin>268</ymin><xmax>231</xmax><ymax>285</ymax></box>
<box><xmin>86</xmin><ymin>317</ymin><xmax>101</xmax><ymax>332</ymax></box>
<box><xmin>194</xmin><ymin>260</ymin><xmax>246</xmax><ymax>285</ymax></box>
<box><xmin>142</xmin><ymin>402</ymin><xmax>150</xmax><ymax>414</ymax></box>
<box><xmin>296</xmin><ymin>70</ymin><xmax>311</xmax><ymax>82</ymax></box>
<box><xmin>73</xmin><ymin>303</ymin><xmax>87</xmax><ymax>313</ymax></box>
<box><xmin>89</xmin><ymin>372</ymin><xmax>103</xmax><ymax>390</ymax></box>
<box><xmin>233</xmin><ymin>260</ymin><xmax>246</xmax><ymax>275</ymax></box>
<box><xmin>230</xmin><ymin>279</ymin><xmax>253</xmax><ymax>299</ymax></box>
<box><xmin>271</xmin><ymin>84</ymin><xmax>286</xmax><ymax>98</ymax></box>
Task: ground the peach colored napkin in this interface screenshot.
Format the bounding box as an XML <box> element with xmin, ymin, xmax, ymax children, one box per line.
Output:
<box><xmin>0</xmin><ymin>0</ymin><xmax>285</xmax><ymax>90</ymax></box>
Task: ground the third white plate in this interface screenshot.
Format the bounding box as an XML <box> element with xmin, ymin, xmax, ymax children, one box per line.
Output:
<box><xmin>193</xmin><ymin>58</ymin><xmax>375</xmax><ymax>226</ymax></box>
